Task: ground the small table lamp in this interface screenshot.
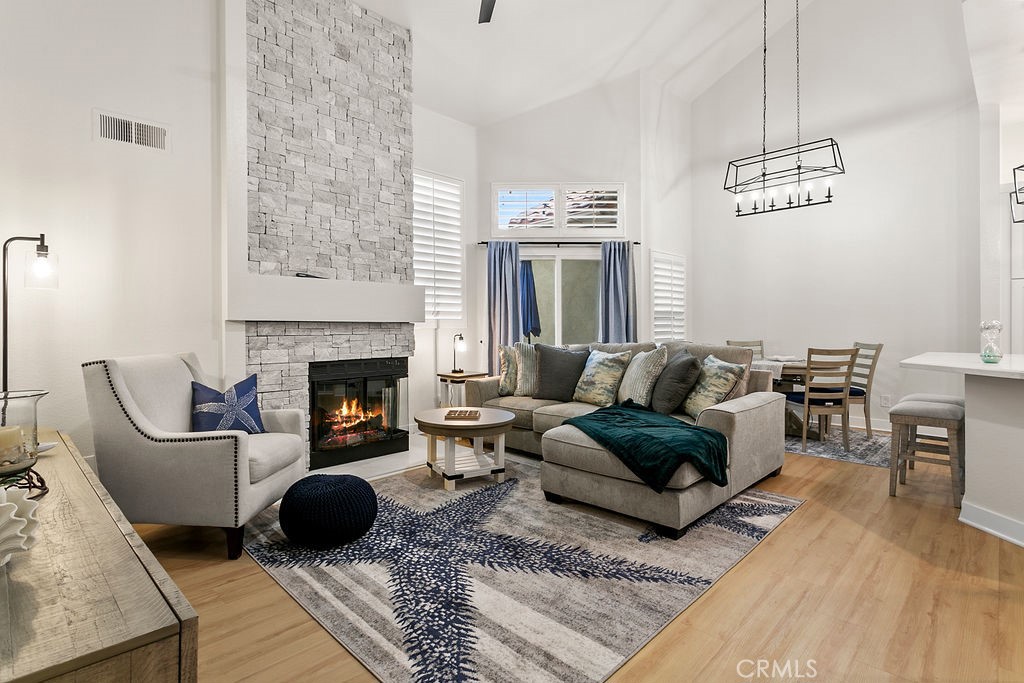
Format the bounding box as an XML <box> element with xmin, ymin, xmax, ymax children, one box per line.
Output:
<box><xmin>452</xmin><ymin>333</ymin><xmax>467</xmax><ymax>374</ymax></box>
<box><xmin>3</xmin><ymin>234</ymin><xmax>58</xmax><ymax>391</ymax></box>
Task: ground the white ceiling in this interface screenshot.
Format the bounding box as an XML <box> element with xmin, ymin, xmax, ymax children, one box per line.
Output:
<box><xmin>962</xmin><ymin>0</ymin><xmax>1024</xmax><ymax>124</ymax></box>
<box><xmin>357</xmin><ymin>0</ymin><xmax>1024</xmax><ymax>130</ymax></box>
<box><xmin>355</xmin><ymin>0</ymin><xmax>798</xmax><ymax>126</ymax></box>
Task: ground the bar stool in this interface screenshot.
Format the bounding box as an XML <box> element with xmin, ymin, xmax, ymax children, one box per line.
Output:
<box><xmin>895</xmin><ymin>394</ymin><xmax>964</xmax><ymax>471</ymax></box>
<box><xmin>888</xmin><ymin>397</ymin><xmax>965</xmax><ymax>507</ymax></box>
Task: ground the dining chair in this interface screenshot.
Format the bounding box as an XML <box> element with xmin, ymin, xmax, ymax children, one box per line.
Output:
<box><xmin>785</xmin><ymin>347</ymin><xmax>860</xmax><ymax>452</ymax></box>
<box><xmin>726</xmin><ymin>339</ymin><xmax>765</xmax><ymax>360</ymax></box>
<box><xmin>849</xmin><ymin>342</ymin><xmax>883</xmax><ymax>437</ymax></box>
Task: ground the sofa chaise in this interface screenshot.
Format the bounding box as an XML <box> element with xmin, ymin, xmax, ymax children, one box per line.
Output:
<box><xmin>465</xmin><ymin>341</ymin><xmax>785</xmax><ymax>537</ymax></box>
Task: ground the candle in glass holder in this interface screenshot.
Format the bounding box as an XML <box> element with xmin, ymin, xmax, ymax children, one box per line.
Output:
<box><xmin>0</xmin><ymin>426</ymin><xmax>24</xmax><ymax>466</ymax></box>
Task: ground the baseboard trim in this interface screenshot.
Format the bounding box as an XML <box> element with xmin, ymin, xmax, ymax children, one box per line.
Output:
<box><xmin>959</xmin><ymin>501</ymin><xmax>1024</xmax><ymax>548</ymax></box>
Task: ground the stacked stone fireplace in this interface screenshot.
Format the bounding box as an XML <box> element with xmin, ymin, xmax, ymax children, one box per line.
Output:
<box><xmin>246</xmin><ymin>322</ymin><xmax>414</xmax><ymax>467</ymax></box>
<box><xmin>244</xmin><ymin>0</ymin><xmax>416</xmax><ymax>466</ymax></box>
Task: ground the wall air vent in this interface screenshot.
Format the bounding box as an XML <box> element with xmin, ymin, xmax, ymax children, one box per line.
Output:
<box><xmin>94</xmin><ymin>111</ymin><xmax>168</xmax><ymax>150</ymax></box>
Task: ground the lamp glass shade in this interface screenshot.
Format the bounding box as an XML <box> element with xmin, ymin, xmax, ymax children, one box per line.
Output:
<box><xmin>455</xmin><ymin>337</ymin><xmax>467</xmax><ymax>353</ymax></box>
<box><xmin>25</xmin><ymin>252</ymin><xmax>58</xmax><ymax>289</ymax></box>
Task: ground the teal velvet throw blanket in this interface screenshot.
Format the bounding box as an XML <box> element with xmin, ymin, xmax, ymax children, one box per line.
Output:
<box><xmin>564</xmin><ymin>402</ymin><xmax>728</xmax><ymax>493</ymax></box>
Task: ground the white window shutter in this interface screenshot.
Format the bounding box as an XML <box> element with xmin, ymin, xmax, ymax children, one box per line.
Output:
<box><xmin>496</xmin><ymin>187</ymin><xmax>556</xmax><ymax>231</ymax></box>
<box><xmin>413</xmin><ymin>172</ymin><xmax>463</xmax><ymax>321</ymax></box>
<box><xmin>651</xmin><ymin>252</ymin><xmax>686</xmax><ymax>343</ymax></box>
<box><xmin>564</xmin><ymin>186</ymin><xmax>621</xmax><ymax>230</ymax></box>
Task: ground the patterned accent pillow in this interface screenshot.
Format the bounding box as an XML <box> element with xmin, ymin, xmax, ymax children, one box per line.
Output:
<box><xmin>191</xmin><ymin>374</ymin><xmax>265</xmax><ymax>434</ymax></box>
<box><xmin>513</xmin><ymin>342</ymin><xmax>539</xmax><ymax>397</ymax></box>
<box><xmin>573</xmin><ymin>350</ymin><xmax>633</xmax><ymax>407</ymax></box>
<box><xmin>683</xmin><ymin>355</ymin><xmax>746</xmax><ymax>419</ymax></box>
<box><xmin>616</xmin><ymin>346</ymin><xmax>669</xmax><ymax>407</ymax></box>
<box><xmin>497</xmin><ymin>345</ymin><xmax>518</xmax><ymax>396</ymax></box>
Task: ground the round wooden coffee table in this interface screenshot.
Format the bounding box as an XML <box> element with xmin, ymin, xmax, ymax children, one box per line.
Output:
<box><xmin>414</xmin><ymin>407</ymin><xmax>515</xmax><ymax>491</ymax></box>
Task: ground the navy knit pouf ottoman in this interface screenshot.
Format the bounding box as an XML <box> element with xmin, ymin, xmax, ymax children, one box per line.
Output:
<box><xmin>279</xmin><ymin>474</ymin><xmax>378</xmax><ymax>549</ymax></box>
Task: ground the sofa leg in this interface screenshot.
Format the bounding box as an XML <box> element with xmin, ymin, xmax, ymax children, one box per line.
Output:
<box><xmin>224</xmin><ymin>525</ymin><xmax>245</xmax><ymax>560</ymax></box>
<box><xmin>654</xmin><ymin>524</ymin><xmax>684</xmax><ymax>540</ymax></box>
<box><xmin>543</xmin><ymin>491</ymin><xmax>565</xmax><ymax>504</ymax></box>
<box><xmin>769</xmin><ymin>466</ymin><xmax>783</xmax><ymax>477</ymax></box>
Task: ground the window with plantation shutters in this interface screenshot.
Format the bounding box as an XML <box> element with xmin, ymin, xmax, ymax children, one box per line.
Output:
<box><xmin>496</xmin><ymin>187</ymin><xmax>556</xmax><ymax>234</ymax></box>
<box><xmin>413</xmin><ymin>172</ymin><xmax>463</xmax><ymax>321</ymax></box>
<box><xmin>493</xmin><ymin>183</ymin><xmax>624</xmax><ymax>238</ymax></box>
<box><xmin>651</xmin><ymin>251</ymin><xmax>686</xmax><ymax>342</ymax></box>
<box><xmin>563</xmin><ymin>184</ymin><xmax>622</xmax><ymax>235</ymax></box>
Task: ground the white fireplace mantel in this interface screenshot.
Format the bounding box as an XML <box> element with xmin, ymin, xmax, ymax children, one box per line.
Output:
<box><xmin>226</xmin><ymin>273</ymin><xmax>425</xmax><ymax>323</ymax></box>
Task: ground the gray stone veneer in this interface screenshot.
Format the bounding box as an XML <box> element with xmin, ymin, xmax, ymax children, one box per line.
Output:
<box><xmin>246</xmin><ymin>0</ymin><xmax>413</xmax><ymax>283</ymax></box>
<box><xmin>246</xmin><ymin>321</ymin><xmax>414</xmax><ymax>419</ymax></box>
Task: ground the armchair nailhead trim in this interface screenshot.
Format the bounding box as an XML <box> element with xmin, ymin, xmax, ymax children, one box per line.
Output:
<box><xmin>82</xmin><ymin>360</ymin><xmax>241</xmax><ymax>527</ymax></box>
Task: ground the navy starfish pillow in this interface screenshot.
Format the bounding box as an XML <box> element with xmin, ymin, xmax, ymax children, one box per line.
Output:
<box><xmin>191</xmin><ymin>374</ymin><xmax>266</xmax><ymax>434</ymax></box>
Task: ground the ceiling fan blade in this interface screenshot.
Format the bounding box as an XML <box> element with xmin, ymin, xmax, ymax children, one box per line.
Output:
<box><xmin>479</xmin><ymin>0</ymin><xmax>496</xmax><ymax>23</ymax></box>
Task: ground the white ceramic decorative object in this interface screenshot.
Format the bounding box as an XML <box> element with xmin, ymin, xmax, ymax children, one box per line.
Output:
<box><xmin>0</xmin><ymin>487</ymin><xmax>40</xmax><ymax>567</ymax></box>
<box><xmin>2</xmin><ymin>488</ymin><xmax>39</xmax><ymax>548</ymax></box>
<box><xmin>0</xmin><ymin>500</ymin><xmax>29</xmax><ymax>567</ymax></box>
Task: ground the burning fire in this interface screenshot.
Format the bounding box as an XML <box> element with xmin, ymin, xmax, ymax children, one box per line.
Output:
<box><xmin>330</xmin><ymin>398</ymin><xmax>384</xmax><ymax>431</ymax></box>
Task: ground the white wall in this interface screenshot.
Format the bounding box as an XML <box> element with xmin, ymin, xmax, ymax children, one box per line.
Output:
<box><xmin>0</xmin><ymin>1</ymin><xmax>222</xmax><ymax>454</ymax></box>
<box><xmin>690</xmin><ymin>0</ymin><xmax>980</xmax><ymax>428</ymax></box>
<box><xmin>1000</xmin><ymin>116</ymin><xmax>1024</xmax><ymax>185</ymax></box>
<box><xmin>641</xmin><ymin>79</ymin><xmax>693</xmax><ymax>337</ymax></box>
<box><xmin>410</xmin><ymin>105</ymin><xmax>479</xmax><ymax>415</ymax></box>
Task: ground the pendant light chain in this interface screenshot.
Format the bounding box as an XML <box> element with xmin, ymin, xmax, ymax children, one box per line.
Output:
<box><xmin>761</xmin><ymin>0</ymin><xmax>767</xmax><ymax>161</ymax></box>
<box><xmin>795</xmin><ymin>0</ymin><xmax>801</xmax><ymax>150</ymax></box>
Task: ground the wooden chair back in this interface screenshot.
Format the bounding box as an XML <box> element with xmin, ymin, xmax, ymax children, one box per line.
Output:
<box><xmin>804</xmin><ymin>347</ymin><xmax>860</xmax><ymax>406</ymax></box>
<box><xmin>851</xmin><ymin>342</ymin><xmax>883</xmax><ymax>396</ymax></box>
<box><xmin>726</xmin><ymin>339</ymin><xmax>764</xmax><ymax>360</ymax></box>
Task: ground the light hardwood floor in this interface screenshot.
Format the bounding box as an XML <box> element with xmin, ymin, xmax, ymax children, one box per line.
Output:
<box><xmin>138</xmin><ymin>450</ymin><xmax>1024</xmax><ymax>683</ymax></box>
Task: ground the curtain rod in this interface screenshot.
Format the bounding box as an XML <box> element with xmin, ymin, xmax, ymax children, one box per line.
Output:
<box><xmin>476</xmin><ymin>241</ymin><xmax>640</xmax><ymax>247</ymax></box>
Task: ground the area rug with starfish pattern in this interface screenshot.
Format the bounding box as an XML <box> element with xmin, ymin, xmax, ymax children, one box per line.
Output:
<box><xmin>785</xmin><ymin>430</ymin><xmax>891</xmax><ymax>468</ymax></box>
<box><xmin>245</xmin><ymin>456</ymin><xmax>801</xmax><ymax>682</ymax></box>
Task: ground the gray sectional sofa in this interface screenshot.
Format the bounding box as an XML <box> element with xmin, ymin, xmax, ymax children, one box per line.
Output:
<box><xmin>464</xmin><ymin>341</ymin><xmax>785</xmax><ymax>537</ymax></box>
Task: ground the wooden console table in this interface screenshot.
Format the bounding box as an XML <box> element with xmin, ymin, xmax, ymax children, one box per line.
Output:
<box><xmin>0</xmin><ymin>431</ymin><xmax>197</xmax><ymax>682</ymax></box>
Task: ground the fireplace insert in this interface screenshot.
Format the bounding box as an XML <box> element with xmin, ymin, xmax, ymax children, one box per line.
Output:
<box><xmin>308</xmin><ymin>357</ymin><xmax>408</xmax><ymax>470</ymax></box>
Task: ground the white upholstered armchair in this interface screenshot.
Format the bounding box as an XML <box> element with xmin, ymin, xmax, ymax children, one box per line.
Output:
<box><xmin>82</xmin><ymin>353</ymin><xmax>306</xmax><ymax>558</ymax></box>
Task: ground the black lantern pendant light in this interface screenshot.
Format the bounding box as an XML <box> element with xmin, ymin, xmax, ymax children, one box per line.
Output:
<box><xmin>1012</xmin><ymin>163</ymin><xmax>1024</xmax><ymax>224</ymax></box>
<box><xmin>724</xmin><ymin>0</ymin><xmax>845</xmax><ymax>217</ymax></box>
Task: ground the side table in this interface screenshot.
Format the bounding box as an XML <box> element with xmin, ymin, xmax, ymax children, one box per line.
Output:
<box><xmin>414</xmin><ymin>408</ymin><xmax>515</xmax><ymax>491</ymax></box>
<box><xmin>436</xmin><ymin>371</ymin><xmax>487</xmax><ymax>407</ymax></box>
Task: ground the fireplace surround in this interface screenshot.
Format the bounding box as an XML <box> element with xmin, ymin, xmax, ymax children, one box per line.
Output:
<box><xmin>308</xmin><ymin>357</ymin><xmax>408</xmax><ymax>470</ymax></box>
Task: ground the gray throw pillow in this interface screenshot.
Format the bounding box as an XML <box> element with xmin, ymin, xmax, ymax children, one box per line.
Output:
<box><xmin>534</xmin><ymin>344</ymin><xmax>589</xmax><ymax>402</ymax></box>
<box><xmin>617</xmin><ymin>346</ymin><xmax>669</xmax><ymax>407</ymax></box>
<box><xmin>650</xmin><ymin>351</ymin><xmax>701</xmax><ymax>414</ymax></box>
<box><xmin>573</xmin><ymin>350</ymin><xmax>633</xmax><ymax>407</ymax></box>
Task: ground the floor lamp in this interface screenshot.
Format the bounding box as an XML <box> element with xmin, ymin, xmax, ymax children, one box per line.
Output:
<box><xmin>3</xmin><ymin>234</ymin><xmax>58</xmax><ymax>392</ymax></box>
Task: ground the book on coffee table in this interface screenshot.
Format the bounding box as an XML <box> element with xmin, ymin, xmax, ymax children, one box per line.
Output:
<box><xmin>445</xmin><ymin>409</ymin><xmax>480</xmax><ymax>420</ymax></box>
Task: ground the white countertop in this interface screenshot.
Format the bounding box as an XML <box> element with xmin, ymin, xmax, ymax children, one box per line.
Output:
<box><xmin>900</xmin><ymin>352</ymin><xmax>1024</xmax><ymax>380</ymax></box>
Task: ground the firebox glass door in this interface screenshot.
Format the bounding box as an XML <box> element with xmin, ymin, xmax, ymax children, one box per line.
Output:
<box><xmin>314</xmin><ymin>378</ymin><xmax>399</xmax><ymax>452</ymax></box>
